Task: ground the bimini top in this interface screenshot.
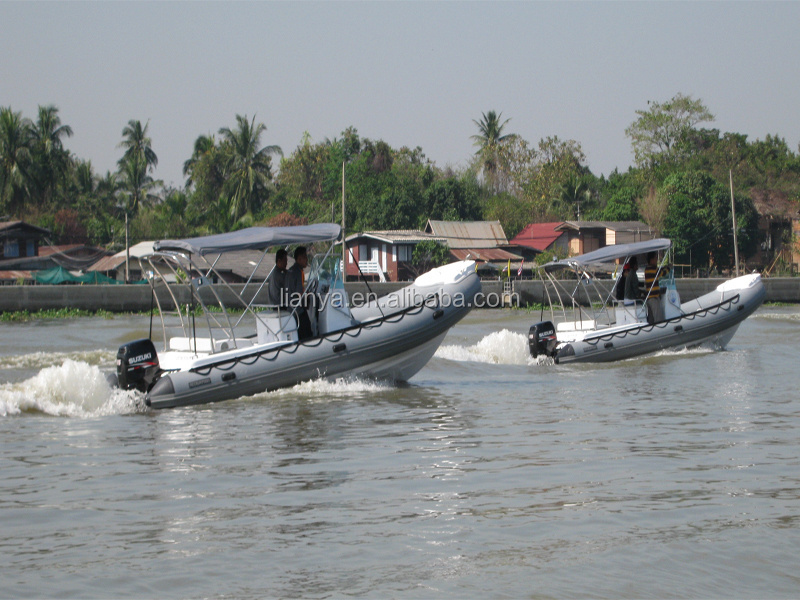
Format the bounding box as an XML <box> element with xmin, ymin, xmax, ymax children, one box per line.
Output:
<box><xmin>543</xmin><ymin>238</ymin><xmax>671</xmax><ymax>273</ymax></box>
<box><xmin>153</xmin><ymin>224</ymin><xmax>342</xmax><ymax>256</ymax></box>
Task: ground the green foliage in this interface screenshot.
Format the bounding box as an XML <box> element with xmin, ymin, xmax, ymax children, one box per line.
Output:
<box><xmin>0</xmin><ymin>106</ymin><xmax>34</xmax><ymax>215</ymax></box>
<box><xmin>599</xmin><ymin>171</ymin><xmax>643</xmax><ymax>221</ymax></box>
<box><xmin>0</xmin><ymin>307</ymin><xmax>118</xmax><ymax>322</ymax></box>
<box><xmin>626</xmin><ymin>93</ymin><xmax>715</xmax><ymax>170</ymax></box>
<box><xmin>131</xmin><ymin>188</ymin><xmax>191</xmax><ymax>241</ymax></box>
<box><xmin>410</xmin><ymin>239</ymin><xmax>450</xmax><ymax>276</ymax></box>
<box><xmin>661</xmin><ymin>171</ymin><xmax>758</xmax><ymax>270</ymax></box>
<box><xmin>471</xmin><ymin>110</ymin><xmax>514</xmax><ymax>191</ymax></box>
<box><xmin>1</xmin><ymin>97</ymin><xmax>798</xmax><ymax>279</ymax></box>
<box><xmin>421</xmin><ymin>176</ymin><xmax>483</xmax><ymax>225</ymax></box>
<box><xmin>118</xmin><ymin>119</ymin><xmax>158</xmax><ymax>171</ymax></box>
<box><xmin>484</xmin><ymin>191</ymin><xmax>532</xmax><ymax>240</ymax></box>
<box><xmin>218</xmin><ymin>114</ymin><xmax>281</xmax><ymax>224</ymax></box>
<box><xmin>274</xmin><ymin>128</ymin><xmax>480</xmax><ymax>233</ymax></box>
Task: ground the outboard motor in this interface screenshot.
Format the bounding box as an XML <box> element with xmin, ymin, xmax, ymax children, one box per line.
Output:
<box><xmin>528</xmin><ymin>321</ymin><xmax>557</xmax><ymax>358</ymax></box>
<box><xmin>116</xmin><ymin>339</ymin><xmax>160</xmax><ymax>392</ymax></box>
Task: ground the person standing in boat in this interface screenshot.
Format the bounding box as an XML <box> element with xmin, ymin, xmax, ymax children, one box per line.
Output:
<box><xmin>267</xmin><ymin>249</ymin><xmax>288</xmax><ymax>308</ymax></box>
<box><xmin>623</xmin><ymin>256</ymin><xmax>640</xmax><ymax>306</ymax></box>
<box><xmin>644</xmin><ymin>251</ymin><xmax>667</xmax><ymax>324</ymax></box>
<box><xmin>286</xmin><ymin>246</ymin><xmax>313</xmax><ymax>339</ymax></box>
<box><xmin>615</xmin><ymin>262</ymin><xmax>629</xmax><ymax>301</ymax></box>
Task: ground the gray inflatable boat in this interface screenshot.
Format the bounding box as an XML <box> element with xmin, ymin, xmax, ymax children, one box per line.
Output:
<box><xmin>115</xmin><ymin>224</ymin><xmax>480</xmax><ymax>409</ymax></box>
<box><xmin>527</xmin><ymin>239</ymin><xmax>766</xmax><ymax>364</ymax></box>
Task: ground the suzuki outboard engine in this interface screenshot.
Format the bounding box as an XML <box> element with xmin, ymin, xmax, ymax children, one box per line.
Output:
<box><xmin>528</xmin><ymin>321</ymin><xmax>557</xmax><ymax>358</ymax></box>
<box><xmin>116</xmin><ymin>339</ymin><xmax>160</xmax><ymax>392</ymax></box>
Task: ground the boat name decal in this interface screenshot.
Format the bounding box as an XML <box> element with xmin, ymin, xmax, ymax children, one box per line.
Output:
<box><xmin>189</xmin><ymin>377</ymin><xmax>212</xmax><ymax>389</ymax></box>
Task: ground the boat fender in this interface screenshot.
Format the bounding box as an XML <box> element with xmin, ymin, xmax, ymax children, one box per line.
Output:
<box><xmin>528</xmin><ymin>321</ymin><xmax>557</xmax><ymax>358</ymax></box>
<box><xmin>116</xmin><ymin>339</ymin><xmax>160</xmax><ymax>393</ymax></box>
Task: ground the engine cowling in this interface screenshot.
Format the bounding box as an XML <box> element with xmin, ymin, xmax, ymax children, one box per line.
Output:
<box><xmin>116</xmin><ymin>339</ymin><xmax>160</xmax><ymax>392</ymax></box>
<box><xmin>528</xmin><ymin>321</ymin><xmax>557</xmax><ymax>358</ymax></box>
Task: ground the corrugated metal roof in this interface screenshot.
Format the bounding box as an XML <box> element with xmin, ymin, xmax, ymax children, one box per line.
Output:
<box><xmin>557</xmin><ymin>221</ymin><xmax>653</xmax><ymax>233</ymax></box>
<box><xmin>0</xmin><ymin>220</ymin><xmax>52</xmax><ymax>236</ymax></box>
<box><xmin>0</xmin><ymin>270</ymin><xmax>32</xmax><ymax>280</ymax></box>
<box><xmin>89</xmin><ymin>245</ymin><xmax>278</xmax><ymax>282</ymax></box>
<box><xmin>203</xmin><ymin>250</ymin><xmax>276</xmax><ymax>281</ymax></box>
<box><xmin>345</xmin><ymin>230</ymin><xmax>445</xmax><ymax>244</ymax></box>
<box><xmin>450</xmin><ymin>248</ymin><xmax>522</xmax><ymax>262</ymax></box>
<box><xmin>88</xmin><ymin>242</ymin><xmax>155</xmax><ymax>272</ymax></box>
<box><xmin>425</xmin><ymin>220</ymin><xmax>508</xmax><ymax>248</ymax></box>
<box><xmin>511</xmin><ymin>222</ymin><xmax>565</xmax><ymax>251</ymax></box>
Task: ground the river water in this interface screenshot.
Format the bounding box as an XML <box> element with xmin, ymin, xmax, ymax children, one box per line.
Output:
<box><xmin>1</xmin><ymin>307</ymin><xmax>799</xmax><ymax>598</ymax></box>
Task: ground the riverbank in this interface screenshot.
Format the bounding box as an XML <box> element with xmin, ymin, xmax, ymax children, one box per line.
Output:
<box><xmin>0</xmin><ymin>277</ymin><xmax>798</xmax><ymax>313</ymax></box>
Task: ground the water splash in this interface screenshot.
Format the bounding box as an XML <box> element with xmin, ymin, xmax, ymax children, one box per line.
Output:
<box><xmin>260</xmin><ymin>376</ymin><xmax>395</xmax><ymax>400</ymax></box>
<box><xmin>0</xmin><ymin>349</ymin><xmax>115</xmax><ymax>371</ymax></box>
<box><xmin>0</xmin><ymin>359</ymin><xmax>144</xmax><ymax>417</ymax></box>
<box><xmin>436</xmin><ymin>329</ymin><xmax>537</xmax><ymax>365</ymax></box>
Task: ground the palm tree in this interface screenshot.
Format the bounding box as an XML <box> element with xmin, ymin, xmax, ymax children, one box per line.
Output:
<box><xmin>118</xmin><ymin>119</ymin><xmax>158</xmax><ymax>172</ymax></box>
<box><xmin>33</xmin><ymin>105</ymin><xmax>73</xmax><ymax>156</ymax></box>
<box><xmin>558</xmin><ymin>176</ymin><xmax>592</xmax><ymax>220</ymax></box>
<box><xmin>182</xmin><ymin>134</ymin><xmax>217</xmax><ymax>186</ymax></box>
<box><xmin>218</xmin><ymin>114</ymin><xmax>282</xmax><ymax>223</ymax></box>
<box><xmin>471</xmin><ymin>110</ymin><xmax>513</xmax><ymax>191</ymax></box>
<box><xmin>0</xmin><ymin>107</ymin><xmax>34</xmax><ymax>215</ymax></box>
<box><xmin>31</xmin><ymin>105</ymin><xmax>73</xmax><ymax>207</ymax></box>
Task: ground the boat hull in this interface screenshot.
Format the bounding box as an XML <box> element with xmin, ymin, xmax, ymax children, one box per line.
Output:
<box><xmin>145</xmin><ymin>264</ymin><xmax>481</xmax><ymax>409</ymax></box>
<box><xmin>554</xmin><ymin>273</ymin><xmax>765</xmax><ymax>364</ymax></box>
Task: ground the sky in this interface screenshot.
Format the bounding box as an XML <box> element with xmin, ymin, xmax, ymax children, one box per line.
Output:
<box><xmin>3</xmin><ymin>1</ymin><xmax>800</xmax><ymax>189</ymax></box>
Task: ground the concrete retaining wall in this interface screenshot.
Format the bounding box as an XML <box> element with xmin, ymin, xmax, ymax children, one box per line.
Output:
<box><xmin>0</xmin><ymin>277</ymin><xmax>797</xmax><ymax>313</ymax></box>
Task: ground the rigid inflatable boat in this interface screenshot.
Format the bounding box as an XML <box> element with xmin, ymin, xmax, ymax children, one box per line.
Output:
<box><xmin>527</xmin><ymin>238</ymin><xmax>766</xmax><ymax>364</ymax></box>
<box><xmin>115</xmin><ymin>224</ymin><xmax>480</xmax><ymax>409</ymax></box>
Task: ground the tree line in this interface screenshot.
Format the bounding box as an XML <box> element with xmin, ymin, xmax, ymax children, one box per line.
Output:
<box><xmin>1</xmin><ymin>93</ymin><xmax>799</xmax><ymax>272</ymax></box>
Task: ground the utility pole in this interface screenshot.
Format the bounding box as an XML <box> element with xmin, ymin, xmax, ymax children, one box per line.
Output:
<box><xmin>342</xmin><ymin>161</ymin><xmax>346</xmax><ymax>272</ymax></box>
<box><xmin>729</xmin><ymin>170</ymin><xmax>740</xmax><ymax>277</ymax></box>
<box><xmin>125</xmin><ymin>211</ymin><xmax>130</xmax><ymax>283</ymax></box>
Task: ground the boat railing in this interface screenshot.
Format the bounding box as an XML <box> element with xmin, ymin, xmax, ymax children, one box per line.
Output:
<box><xmin>141</xmin><ymin>236</ymin><xmax>347</xmax><ymax>354</ymax></box>
<box><xmin>538</xmin><ymin>268</ymin><xmax>616</xmax><ymax>331</ymax></box>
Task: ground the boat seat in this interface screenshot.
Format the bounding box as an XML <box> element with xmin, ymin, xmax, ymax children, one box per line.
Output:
<box><xmin>169</xmin><ymin>336</ymin><xmax>214</xmax><ymax>353</ymax></box>
<box><xmin>614</xmin><ymin>302</ymin><xmax>647</xmax><ymax>325</ymax></box>
<box><xmin>556</xmin><ymin>320</ymin><xmax>596</xmax><ymax>332</ymax></box>
<box><xmin>214</xmin><ymin>338</ymin><xmax>254</xmax><ymax>352</ymax></box>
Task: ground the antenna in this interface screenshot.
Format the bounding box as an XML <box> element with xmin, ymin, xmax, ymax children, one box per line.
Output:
<box><xmin>729</xmin><ymin>170</ymin><xmax>739</xmax><ymax>277</ymax></box>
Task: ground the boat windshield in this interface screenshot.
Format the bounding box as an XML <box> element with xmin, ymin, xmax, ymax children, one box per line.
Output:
<box><xmin>309</xmin><ymin>253</ymin><xmax>344</xmax><ymax>295</ymax></box>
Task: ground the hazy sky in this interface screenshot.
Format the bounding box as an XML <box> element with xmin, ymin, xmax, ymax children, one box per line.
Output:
<box><xmin>3</xmin><ymin>1</ymin><xmax>799</xmax><ymax>189</ymax></box>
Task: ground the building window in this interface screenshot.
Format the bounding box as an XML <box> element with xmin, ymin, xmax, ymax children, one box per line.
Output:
<box><xmin>398</xmin><ymin>245</ymin><xmax>412</xmax><ymax>262</ymax></box>
<box><xmin>4</xmin><ymin>240</ymin><xmax>19</xmax><ymax>258</ymax></box>
<box><xmin>27</xmin><ymin>240</ymin><xmax>35</xmax><ymax>257</ymax></box>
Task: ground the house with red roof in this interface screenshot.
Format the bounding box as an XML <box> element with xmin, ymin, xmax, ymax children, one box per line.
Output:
<box><xmin>511</xmin><ymin>220</ymin><xmax>657</xmax><ymax>259</ymax></box>
<box><xmin>510</xmin><ymin>222</ymin><xmax>568</xmax><ymax>256</ymax></box>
